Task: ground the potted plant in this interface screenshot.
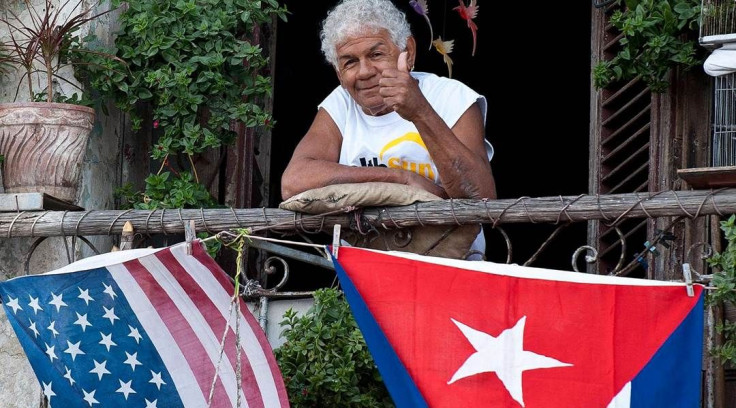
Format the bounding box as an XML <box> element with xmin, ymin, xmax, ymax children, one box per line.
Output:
<box><xmin>0</xmin><ymin>0</ymin><xmax>117</xmax><ymax>203</ymax></box>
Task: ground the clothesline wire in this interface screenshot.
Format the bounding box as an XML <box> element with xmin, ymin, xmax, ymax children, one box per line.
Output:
<box><xmin>204</xmin><ymin>227</ymin><xmax>719</xmax><ymax>293</ymax></box>
<box><xmin>206</xmin><ymin>230</ymin><xmax>327</xmax><ymax>250</ymax></box>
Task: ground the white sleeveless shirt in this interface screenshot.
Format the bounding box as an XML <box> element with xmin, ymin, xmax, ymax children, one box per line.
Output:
<box><xmin>319</xmin><ymin>72</ymin><xmax>494</xmax><ymax>258</ymax></box>
<box><xmin>320</xmin><ymin>72</ymin><xmax>493</xmax><ymax>178</ymax></box>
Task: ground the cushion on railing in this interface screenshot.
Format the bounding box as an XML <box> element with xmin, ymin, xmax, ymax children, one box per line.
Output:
<box><xmin>278</xmin><ymin>182</ymin><xmax>480</xmax><ymax>260</ymax></box>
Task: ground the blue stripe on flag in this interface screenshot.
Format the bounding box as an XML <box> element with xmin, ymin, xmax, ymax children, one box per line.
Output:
<box><xmin>331</xmin><ymin>252</ymin><xmax>428</xmax><ymax>408</ymax></box>
<box><xmin>630</xmin><ymin>291</ymin><xmax>704</xmax><ymax>408</ymax></box>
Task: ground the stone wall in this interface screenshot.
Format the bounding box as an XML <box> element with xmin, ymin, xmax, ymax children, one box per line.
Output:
<box><xmin>0</xmin><ymin>0</ymin><xmax>125</xmax><ymax>405</ymax></box>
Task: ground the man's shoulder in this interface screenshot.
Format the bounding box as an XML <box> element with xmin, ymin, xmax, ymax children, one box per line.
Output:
<box><xmin>414</xmin><ymin>71</ymin><xmax>461</xmax><ymax>82</ymax></box>
<box><xmin>320</xmin><ymin>84</ymin><xmax>353</xmax><ymax>112</ymax></box>
<box><xmin>415</xmin><ymin>72</ymin><xmax>477</xmax><ymax>101</ymax></box>
<box><xmin>324</xmin><ymin>84</ymin><xmax>350</xmax><ymax>101</ymax></box>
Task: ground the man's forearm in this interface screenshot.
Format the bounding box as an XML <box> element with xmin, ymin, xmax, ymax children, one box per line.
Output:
<box><xmin>281</xmin><ymin>159</ymin><xmax>413</xmax><ymax>200</ymax></box>
<box><xmin>412</xmin><ymin>113</ymin><xmax>495</xmax><ymax>199</ymax></box>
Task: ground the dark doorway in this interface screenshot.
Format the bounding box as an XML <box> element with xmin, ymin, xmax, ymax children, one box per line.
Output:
<box><xmin>270</xmin><ymin>1</ymin><xmax>592</xmax><ymax>288</ymax></box>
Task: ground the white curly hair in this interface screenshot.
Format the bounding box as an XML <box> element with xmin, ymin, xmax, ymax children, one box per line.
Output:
<box><xmin>320</xmin><ymin>0</ymin><xmax>412</xmax><ymax>67</ymax></box>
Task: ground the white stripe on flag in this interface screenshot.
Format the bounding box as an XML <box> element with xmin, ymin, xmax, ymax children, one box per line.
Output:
<box><xmin>170</xmin><ymin>245</ymin><xmax>282</xmax><ymax>407</ymax></box>
<box><xmin>382</xmin><ymin>249</ymin><xmax>690</xmax><ymax>287</ymax></box>
<box><xmin>606</xmin><ymin>381</ymin><xmax>632</xmax><ymax>408</ymax></box>
<box><xmin>108</xmin><ymin>263</ymin><xmax>208</xmax><ymax>408</ymax></box>
<box><xmin>138</xmin><ymin>254</ymin><xmax>244</xmax><ymax>407</ymax></box>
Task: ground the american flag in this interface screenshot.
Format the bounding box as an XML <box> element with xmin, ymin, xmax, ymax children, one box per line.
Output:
<box><xmin>0</xmin><ymin>241</ymin><xmax>289</xmax><ymax>408</ymax></box>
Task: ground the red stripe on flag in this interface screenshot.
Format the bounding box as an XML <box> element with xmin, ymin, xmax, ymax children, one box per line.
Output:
<box><xmin>155</xmin><ymin>249</ymin><xmax>265</xmax><ymax>408</ymax></box>
<box><xmin>125</xmin><ymin>258</ymin><xmax>232</xmax><ymax>407</ymax></box>
<box><xmin>192</xmin><ymin>243</ymin><xmax>290</xmax><ymax>406</ymax></box>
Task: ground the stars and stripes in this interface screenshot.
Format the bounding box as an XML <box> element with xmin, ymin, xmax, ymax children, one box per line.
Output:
<box><xmin>1</xmin><ymin>241</ymin><xmax>289</xmax><ymax>407</ymax></box>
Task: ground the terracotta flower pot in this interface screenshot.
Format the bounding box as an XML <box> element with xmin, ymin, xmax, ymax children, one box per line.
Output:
<box><xmin>0</xmin><ymin>102</ymin><xmax>95</xmax><ymax>203</ymax></box>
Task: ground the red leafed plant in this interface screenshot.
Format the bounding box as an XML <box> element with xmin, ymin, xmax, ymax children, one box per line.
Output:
<box><xmin>0</xmin><ymin>0</ymin><xmax>121</xmax><ymax>102</ymax></box>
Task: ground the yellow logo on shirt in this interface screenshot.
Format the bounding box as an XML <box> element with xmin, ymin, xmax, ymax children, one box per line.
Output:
<box><xmin>379</xmin><ymin>132</ymin><xmax>435</xmax><ymax>180</ymax></box>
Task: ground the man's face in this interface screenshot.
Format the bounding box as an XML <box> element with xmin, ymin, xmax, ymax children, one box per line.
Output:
<box><xmin>335</xmin><ymin>29</ymin><xmax>401</xmax><ymax>116</ymax></box>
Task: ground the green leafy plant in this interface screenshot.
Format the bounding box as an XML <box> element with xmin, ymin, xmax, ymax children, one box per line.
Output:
<box><xmin>75</xmin><ymin>0</ymin><xmax>288</xmax><ymax>209</ymax></box>
<box><xmin>707</xmin><ymin>214</ymin><xmax>736</xmax><ymax>365</ymax></box>
<box><xmin>115</xmin><ymin>171</ymin><xmax>217</xmax><ymax>210</ymax></box>
<box><xmin>274</xmin><ymin>288</ymin><xmax>394</xmax><ymax>408</ymax></box>
<box><xmin>592</xmin><ymin>0</ymin><xmax>701</xmax><ymax>93</ymax></box>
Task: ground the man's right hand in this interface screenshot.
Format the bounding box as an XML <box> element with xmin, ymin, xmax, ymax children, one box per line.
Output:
<box><xmin>404</xmin><ymin>170</ymin><xmax>447</xmax><ymax>198</ymax></box>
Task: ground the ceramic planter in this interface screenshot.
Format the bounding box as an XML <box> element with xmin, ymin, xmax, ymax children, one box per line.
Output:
<box><xmin>0</xmin><ymin>102</ymin><xmax>95</xmax><ymax>203</ymax></box>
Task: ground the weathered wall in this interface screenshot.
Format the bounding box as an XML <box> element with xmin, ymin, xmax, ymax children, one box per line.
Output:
<box><xmin>0</xmin><ymin>0</ymin><xmax>126</xmax><ymax>405</ymax></box>
<box><xmin>248</xmin><ymin>298</ymin><xmax>314</xmax><ymax>349</ymax></box>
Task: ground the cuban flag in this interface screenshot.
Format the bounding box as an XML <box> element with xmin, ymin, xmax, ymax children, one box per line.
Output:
<box><xmin>331</xmin><ymin>247</ymin><xmax>704</xmax><ymax>408</ymax></box>
<box><xmin>0</xmin><ymin>241</ymin><xmax>289</xmax><ymax>408</ymax></box>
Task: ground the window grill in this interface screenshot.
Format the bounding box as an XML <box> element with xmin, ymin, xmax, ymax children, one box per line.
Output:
<box><xmin>713</xmin><ymin>73</ymin><xmax>736</xmax><ymax>166</ymax></box>
<box><xmin>700</xmin><ymin>0</ymin><xmax>736</xmax><ymax>46</ymax></box>
<box><xmin>699</xmin><ymin>0</ymin><xmax>736</xmax><ymax>167</ymax></box>
<box><xmin>701</xmin><ymin>1</ymin><xmax>736</xmax><ymax>166</ymax></box>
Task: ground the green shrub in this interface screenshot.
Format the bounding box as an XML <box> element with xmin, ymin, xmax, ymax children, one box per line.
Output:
<box><xmin>707</xmin><ymin>214</ymin><xmax>736</xmax><ymax>365</ymax></box>
<box><xmin>592</xmin><ymin>0</ymin><xmax>701</xmax><ymax>93</ymax></box>
<box><xmin>274</xmin><ymin>288</ymin><xmax>394</xmax><ymax>408</ymax></box>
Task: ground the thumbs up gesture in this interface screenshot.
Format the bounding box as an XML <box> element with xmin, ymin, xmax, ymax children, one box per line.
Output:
<box><xmin>379</xmin><ymin>51</ymin><xmax>428</xmax><ymax>121</ymax></box>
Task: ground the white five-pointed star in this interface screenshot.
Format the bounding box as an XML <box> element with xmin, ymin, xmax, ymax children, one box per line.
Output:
<box><xmin>99</xmin><ymin>332</ymin><xmax>117</xmax><ymax>352</ymax></box>
<box><xmin>49</xmin><ymin>292</ymin><xmax>67</xmax><ymax>312</ymax></box>
<box><xmin>128</xmin><ymin>325</ymin><xmax>143</xmax><ymax>343</ymax></box>
<box><xmin>145</xmin><ymin>398</ymin><xmax>158</xmax><ymax>408</ymax></box>
<box><xmin>124</xmin><ymin>351</ymin><xmax>142</xmax><ymax>371</ymax></box>
<box><xmin>102</xmin><ymin>306</ymin><xmax>120</xmax><ymax>325</ymax></box>
<box><xmin>42</xmin><ymin>381</ymin><xmax>55</xmax><ymax>400</ymax></box>
<box><xmin>448</xmin><ymin>316</ymin><xmax>572</xmax><ymax>407</ymax></box>
<box><xmin>78</xmin><ymin>288</ymin><xmax>94</xmax><ymax>305</ymax></box>
<box><xmin>89</xmin><ymin>360</ymin><xmax>111</xmax><ymax>381</ymax></box>
<box><xmin>28</xmin><ymin>295</ymin><xmax>43</xmax><ymax>314</ymax></box>
<box><xmin>149</xmin><ymin>370</ymin><xmax>166</xmax><ymax>390</ymax></box>
<box><xmin>47</xmin><ymin>321</ymin><xmax>59</xmax><ymax>337</ymax></box>
<box><xmin>44</xmin><ymin>343</ymin><xmax>57</xmax><ymax>362</ymax></box>
<box><xmin>74</xmin><ymin>312</ymin><xmax>92</xmax><ymax>332</ymax></box>
<box><xmin>82</xmin><ymin>389</ymin><xmax>99</xmax><ymax>406</ymax></box>
<box><xmin>116</xmin><ymin>379</ymin><xmax>137</xmax><ymax>400</ymax></box>
<box><xmin>64</xmin><ymin>340</ymin><xmax>85</xmax><ymax>361</ymax></box>
<box><xmin>28</xmin><ymin>320</ymin><xmax>40</xmax><ymax>338</ymax></box>
<box><xmin>102</xmin><ymin>283</ymin><xmax>117</xmax><ymax>300</ymax></box>
<box><xmin>63</xmin><ymin>366</ymin><xmax>75</xmax><ymax>386</ymax></box>
<box><xmin>6</xmin><ymin>296</ymin><xmax>22</xmax><ymax>313</ymax></box>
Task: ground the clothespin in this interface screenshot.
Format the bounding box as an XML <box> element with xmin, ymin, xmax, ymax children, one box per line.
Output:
<box><xmin>682</xmin><ymin>263</ymin><xmax>694</xmax><ymax>297</ymax></box>
<box><xmin>643</xmin><ymin>241</ymin><xmax>659</xmax><ymax>257</ymax></box>
<box><xmin>185</xmin><ymin>220</ymin><xmax>196</xmax><ymax>255</ymax></box>
<box><xmin>332</xmin><ymin>224</ymin><xmax>341</xmax><ymax>259</ymax></box>
<box><xmin>654</xmin><ymin>229</ymin><xmax>676</xmax><ymax>249</ymax></box>
<box><xmin>635</xmin><ymin>255</ymin><xmax>649</xmax><ymax>270</ymax></box>
<box><xmin>119</xmin><ymin>221</ymin><xmax>134</xmax><ymax>251</ymax></box>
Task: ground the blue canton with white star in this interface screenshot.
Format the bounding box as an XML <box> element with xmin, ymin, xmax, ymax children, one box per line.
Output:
<box><xmin>0</xmin><ymin>267</ymin><xmax>184</xmax><ymax>407</ymax></box>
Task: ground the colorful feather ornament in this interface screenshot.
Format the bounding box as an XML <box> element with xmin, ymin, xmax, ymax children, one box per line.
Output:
<box><xmin>409</xmin><ymin>0</ymin><xmax>433</xmax><ymax>50</ymax></box>
<box><xmin>432</xmin><ymin>37</ymin><xmax>454</xmax><ymax>78</ymax></box>
<box><xmin>453</xmin><ymin>0</ymin><xmax>479</xmax><ymax>56</ymax></box>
